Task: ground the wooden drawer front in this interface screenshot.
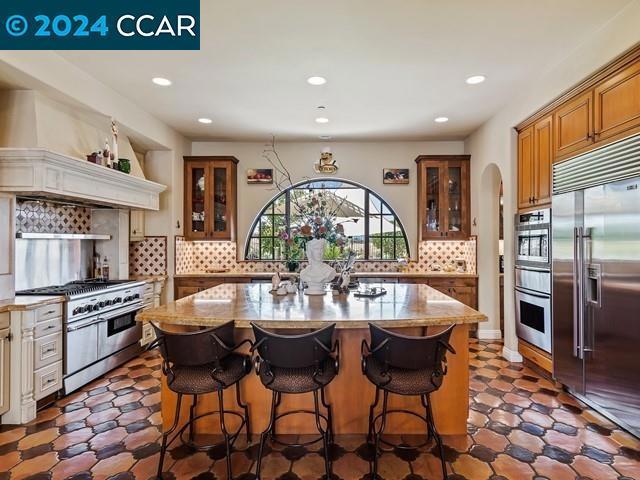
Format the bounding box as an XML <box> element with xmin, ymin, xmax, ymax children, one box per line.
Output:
<box><xmin>34</xmin><ymin>333</ymin><xmax>63</xmax><ymax>370</ymax></box>
<box><xmin>428</xmin><ymin>277</ymin><xmax>476</xmax><ymax>287</ymax></box>
<box><xmin>35</xmin><ymin>303</ymin><xmax>62</xmax><ymax>322</ymax></box>
<box><xmin>34</xmin><ymin>361</ymin><xmax>63</xmax><ymax>401</ymax></box>
<box><xmin>554</xmin><ymin>91</ymin><xmax>594</xmax><ymax>159</ymax></box>
<box><xmin>594</xmin><ymin>61</ymin><xmax>640</xmax><ymax>142</ymax></box>
<box><xmin>140</xmin><ymin>322</ymin><xmax>156</xmax><ymax>346</ymax></box>
<box><xmin>35</xmin><ymin>318</ymin><xmax>62</xmax><ymax>339</ymax></box>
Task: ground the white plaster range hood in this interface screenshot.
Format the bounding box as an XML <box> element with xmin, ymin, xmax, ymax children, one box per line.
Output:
<box><xmin>0</xmin><ymin>148</ymin><xmax>166</xmax><ymax>210</ymax></box>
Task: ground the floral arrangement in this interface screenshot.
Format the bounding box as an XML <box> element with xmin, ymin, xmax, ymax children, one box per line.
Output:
<box><xmin>263</xmin><ymin>136</ymin><xmax>356</xmax><ymax>263</ymax></box>
<box><xmin>277</xmin><ymin>189</ymin><xmax>355</xmax><ymax>263</ymax></box>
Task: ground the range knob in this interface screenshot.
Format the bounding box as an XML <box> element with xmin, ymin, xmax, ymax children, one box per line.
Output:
<box><xmin>114</xmin><ymin>297</ymin><xmax>122</xmax><ymax>304</ymax></box>
<box><xmin>104</xmin><ymin>299</ymin><xmax>113</xmax><ymax>306</ymax></box>
<box><xmin>99</xmin><ymin>301</ymin><xmax>106</xmax><ymax>308</ymax></box>
<box><xmin>92</xmin><ymin>303</ymin><xmax>101</xmax><ymax>311</ymax></box>
<box><xmin>82</xmin><ymin>305</ymin><xmax>92</xmax><ymax>313</ymax></box>
<box><xmin>124</xmin><ymin>296</ymin><xmax>133</xmax><ymax>303</ymax></box>
<box><xmin>72</xmin><ymin>307</ymin><xmax>81</xmax><ymax>315</ymax></box>
<box><xmin>133</xmin><ymin>293</ymin><xmax>140</xmax><ymax>300</ymax></box>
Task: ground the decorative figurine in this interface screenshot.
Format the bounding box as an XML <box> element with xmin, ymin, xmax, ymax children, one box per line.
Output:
<box><xmin>271</xmin><ymin>272</ymin><xmax>281</xmax><ymax>292</ymax></box>
<box><xmin>314</xmin><ymin>147</ymin><xmax>338</xmax><ymax>174</ymax></box>
<box><xmin>300</xmin><ymin>238</ymin><xmax>337</xmax><ymax>295</ymax></box>
<box><xmin>111</xmin><ymin>118</ymin><xmax>119</xmax><ymax>163</ymax></box>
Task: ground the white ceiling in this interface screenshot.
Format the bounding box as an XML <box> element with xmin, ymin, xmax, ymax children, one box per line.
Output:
<box><xmin>59</xmin><ymin>0</ymin><xmax>632</xmax><ymax>141</ymax></box>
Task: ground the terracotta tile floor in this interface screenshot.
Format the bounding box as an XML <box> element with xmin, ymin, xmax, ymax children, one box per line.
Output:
<box><xmin>1</xmin><ymin>339</ymin><xmax>639</xmax><ymax>479</ymax></box>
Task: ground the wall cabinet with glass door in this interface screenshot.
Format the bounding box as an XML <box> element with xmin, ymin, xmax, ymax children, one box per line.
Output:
<box><xmin>416</xmin><ymin>155</ymin><xmax>470</xmax><ymax>240</ymax></box>
<box><xmin>184</xmin><ymin>156</ymin><xmax>238</xmax><ymax>241</ymax></box>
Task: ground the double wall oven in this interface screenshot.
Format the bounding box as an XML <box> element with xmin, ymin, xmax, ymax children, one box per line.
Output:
<box><xmin>515</xmin><ymin>209</ymin><xmax>552</xmax><ymax>353</ymax></box>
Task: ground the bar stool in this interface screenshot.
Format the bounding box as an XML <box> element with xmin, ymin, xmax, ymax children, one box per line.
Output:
<box><xmin>150</xmin><ymin>321</ymin><xmax>252</xmax><ymax>480</ymax></box>
<box><xmin>361</xmin><ymin>324</ymin><xmax>456</xmax><ymax>479</ymax></box>
<box><xmin>250</xmin><ymin>323</ymin><xmax>339</xmax><ymax>479</ymax></box>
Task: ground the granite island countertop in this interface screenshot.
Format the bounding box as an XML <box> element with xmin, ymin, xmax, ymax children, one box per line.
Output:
<box><xmin>137</xmin><ymin>282</ymin><xmax>486</xmax><ymax>329</ymax></box>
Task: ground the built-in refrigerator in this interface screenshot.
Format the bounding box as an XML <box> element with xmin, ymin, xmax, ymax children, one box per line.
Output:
<box><xmin>552</xmin><ymin>134</ymin><xmax>640</xmax><ymax>437</ymax></box>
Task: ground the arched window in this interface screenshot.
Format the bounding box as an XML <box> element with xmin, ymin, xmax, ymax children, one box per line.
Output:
<box><xmin>244</xmin><ymin>179</ymin><xmax>410</xmax><ymax>261</ymax></box>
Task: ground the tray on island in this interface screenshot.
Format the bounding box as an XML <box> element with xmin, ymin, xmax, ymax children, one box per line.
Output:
<box><xmin>353</xmin><ymin>287</ymin><xmax>387</xmax><ymax>298</ymax></box>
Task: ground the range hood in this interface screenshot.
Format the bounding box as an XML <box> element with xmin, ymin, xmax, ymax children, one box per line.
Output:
<box><xmin>0</xmin><ymin>148</ymin><xmax>166</xmax><ymax>210</ymax></box>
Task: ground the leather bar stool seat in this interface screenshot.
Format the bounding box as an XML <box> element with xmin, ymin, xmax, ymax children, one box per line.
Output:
<box><xmin>167</xmin><ymin>352</ymin><xmax>249</xmax><ymax>394</ymax></box>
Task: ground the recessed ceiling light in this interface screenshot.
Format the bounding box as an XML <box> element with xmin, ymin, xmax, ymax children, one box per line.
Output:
<box><xmin>315</xmin><ymin>117</ymin><xmax>329</xmax><ymax>124</ymax></box>
<box><xmin>307</xmin><ymin>76</ymin><xmax>327</xmax><ymax>86</ymax></box>
<box><xmin>319</xmin><ymin>135</ymin><xmax>332</xmax><ymax>140</ymax></box>
<box><xmin>198</xmin><ymin>118</ymin><xmax>213</xmax><ymax>124</ymax></box>
<box><xmin>152</xmin><ymin>77</ymin><xmax>172</xmax><ymax>86</ymax></box>
<box><xmin>466</xmin><ymin>75</ymin><xmax>486</xmax><ymax>85</ymax></box>
<box><xmin>434</xmin><ymin>116</ymin><xmax>449</xmax><ymax>123</ymax></box>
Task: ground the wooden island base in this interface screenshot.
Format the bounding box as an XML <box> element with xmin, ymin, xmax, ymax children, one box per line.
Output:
<box><xmin>160</xmin><ymin>324</ymin><xmax>470</xmax><ymax>436</ymax></box>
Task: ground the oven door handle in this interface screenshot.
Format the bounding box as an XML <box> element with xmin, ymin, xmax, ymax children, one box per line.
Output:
<box><xmin>98</xmin><ymin>303</ymin><xmax>143</xmax><ymax>322</ymax></box>
<box><xmin>67</xmin><ymin>318</ymin><xmax>104</xmax><ymax>332</ymax></box>
<box><xmin>514</xmin><ymin>287</ymin><xmax>550</xmax><ymax>300</ymax></box>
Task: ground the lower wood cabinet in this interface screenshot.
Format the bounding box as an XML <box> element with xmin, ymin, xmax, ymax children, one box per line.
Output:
<box><xmin>175</xmin><ymin>275</ymin><xmax>478</xmax><ymax>309</ymax></box>
<box><xmin>518</xmin><ymin>338</ymin><xmax>552</xmax><ymax>375</ymax></box>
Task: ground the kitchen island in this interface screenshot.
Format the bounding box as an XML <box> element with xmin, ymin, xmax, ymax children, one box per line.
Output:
<box><xmin>137</xmin><ymin>283</ymin><xmax>486</xmax><ymax>435</ymax></box>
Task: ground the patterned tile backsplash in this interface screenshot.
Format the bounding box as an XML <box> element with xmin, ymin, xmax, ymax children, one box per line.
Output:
<box><xmin>129</xmin><ymin>236</ymin><xmax>168</xmax><ymax>276</ymax></box>
<box><xmin>16</xmin><ymin>199</ymin><xmax>91</xmax><ymax>234</ymax></box>
<box><xmin>175</xmin><ymin>237</ymin><xmax>477</xmax><ymax>274</ymax></box>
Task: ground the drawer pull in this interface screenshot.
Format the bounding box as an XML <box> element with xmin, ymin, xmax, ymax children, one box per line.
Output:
<box><xmin>43</xmin><ymin>348</ymin><xmax>55</xmax><ymax>354</ymax></box>
<box><xmin>45</xmin><ymin>309</ymin><xmax>56</xmax><ymax>315</ymax></box>
<box><xmin>45</xmin><ymin>325</ymin><xmax>56</xmax><ymax>330</ymax></box>
<box><xmin>45</xmin><ymin>377</ymin><xmax>56</xmax><ymax>385</ymax></box>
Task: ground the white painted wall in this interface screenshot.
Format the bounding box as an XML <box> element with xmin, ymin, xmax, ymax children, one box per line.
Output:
<box><xmin>191</xmin><ymin>141</ymin><xmax>465</xmax><ymax>259</ymax></box>
<box><xmin>465</xmin><ymin>0</ymin><xmax>640</xmax><ymax>358</ymax></box>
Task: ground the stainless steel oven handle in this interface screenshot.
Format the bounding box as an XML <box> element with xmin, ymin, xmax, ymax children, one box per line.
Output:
<box><xmin>67</xmin><ymin>318</ymin><xmax>103</xmax><ymax>332</ymax></box>
<box><xmin>514</xmin><ymin>287</ymin><xmax>550</xmax><ymax>300</ymax></box>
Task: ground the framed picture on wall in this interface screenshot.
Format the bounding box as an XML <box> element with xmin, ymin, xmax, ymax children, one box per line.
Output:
<box><xmin>383</xmin><ymin>168</ymin><xmax>409</xmax><ymax>184</ymax></box>
<box><xmin>246</xmin><ymin>168</ymin><xmax>273</xmax><ymax>184</ymax></box>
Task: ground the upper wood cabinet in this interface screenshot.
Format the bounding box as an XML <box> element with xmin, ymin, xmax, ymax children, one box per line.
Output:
<box><xmin>184</xmin><ymin>156</ymin><xmax>238</xmax><ymax>241</ymax></box>
<box><xmin>416</xmin><ymin>155</ymin><xmax>470</xmax><ymax>240</ymax></box>
<box><xmin>518</xmin><ymin>126</ymin><xmax>534</xmax><ymax>210</ymax></box>
<box><xmin>518</xmin><ymin>116</ymin><xmax>552</xmax><ymax>210</ymax></box>
<box><xmin>554</xmin><ymin>91</ymin><xmax>594</xmax><ymax>159</ymax></box>
<box><xmin>594</xmin><ymin>61</ymin><xmax>640</xmax><ymax>143</ymax></box>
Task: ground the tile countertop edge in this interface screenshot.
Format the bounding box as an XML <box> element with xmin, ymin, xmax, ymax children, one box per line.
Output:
<box><xmin>0</xmin><ymin>295</ymin><xmax>65</xmax><ymax>313</ymax></box>
<box><xmin>174</xmin><ymin>272</ymin><xmax>478</xmax><ymax>278</ymax></box>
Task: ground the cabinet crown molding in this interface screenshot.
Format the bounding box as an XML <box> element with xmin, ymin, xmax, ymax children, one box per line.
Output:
<box><xmin>0</xmin><ymin>148</ymin><xmax>166</xmax><ymax>211</ymax></box>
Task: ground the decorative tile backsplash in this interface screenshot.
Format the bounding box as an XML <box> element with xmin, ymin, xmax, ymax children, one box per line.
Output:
<box><xmin>175</xmin><ymin>237</ymin><xmax>477</xmax><ymax>274</ymax></box>
<box><xmin>129</xmin><ymin>236</ymin><xmax>168</xmax><ymax>276</ymax></box>
<box><xmin>16</xmin><ymin>199</ymin><xmax>91</xmax><ymax>234</ymax></box>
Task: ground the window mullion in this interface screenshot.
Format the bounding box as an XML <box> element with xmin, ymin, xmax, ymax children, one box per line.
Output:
<box><xmin>364</xmin><ymin>191</ymin><xmax>370</xmax><ymax>259</ymax></box>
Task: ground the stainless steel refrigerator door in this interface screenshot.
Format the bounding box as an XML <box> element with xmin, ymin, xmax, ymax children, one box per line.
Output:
<box><xmin>552</xmin><ymin>191</ymin><xmax>584</xmax><ymax>394</ymax></box>
<box><xmin>583</xmin><ymin>177</ymin><xmax>640</xmax><ymax>436</ymax></box>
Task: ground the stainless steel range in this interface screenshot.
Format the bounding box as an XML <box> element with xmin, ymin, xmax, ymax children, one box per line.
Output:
<box><xmin>18</xmin><ymin>279</ymin><xmax>146</xmax><ymax>394</ymax></box>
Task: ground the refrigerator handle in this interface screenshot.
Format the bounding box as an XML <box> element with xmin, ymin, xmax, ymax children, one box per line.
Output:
<box><xmin>573</xmin><ymin>227</ymin><xmax>581</xmax><ymax>358</ymax></box>
<box><xmin>577</xmin><ymin>226</ymin><xmax>586</xmax><ymax>360</ymax></box>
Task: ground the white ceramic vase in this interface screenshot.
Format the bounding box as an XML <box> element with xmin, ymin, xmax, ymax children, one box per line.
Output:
<box><xmin>299</xmin><ymin>238</ymin><xmax>336</xmax><ymax>295</ymax></box>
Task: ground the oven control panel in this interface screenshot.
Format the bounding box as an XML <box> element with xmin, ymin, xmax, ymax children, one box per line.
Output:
<box><xmin>67</xmin><ymin>284</ymin><xmax>145</xmax><ymax>323</ymax></box>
